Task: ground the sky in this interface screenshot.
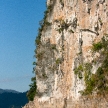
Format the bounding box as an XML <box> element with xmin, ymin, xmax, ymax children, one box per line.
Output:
<box><xmin>0</xmin><ymin>0</ymin><xmax>46</xmax><ymax>92</ymax></box>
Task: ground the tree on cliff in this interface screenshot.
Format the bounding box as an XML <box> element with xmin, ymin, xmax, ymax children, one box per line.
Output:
<box><xmin>27</xmin><ymin>76</ymin><xmax>37</xmax><ymax>101</ymax></box>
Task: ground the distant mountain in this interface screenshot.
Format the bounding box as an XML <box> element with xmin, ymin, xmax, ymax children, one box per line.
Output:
<box><xmin>0</xmin><ymin>88</ymin><xmax>19</xmax><ymax>94</ymax></box>
<box><xmin>0</xmin><ymin>89</ymin><xmax>28</xmax><ymax>108</ymax></box>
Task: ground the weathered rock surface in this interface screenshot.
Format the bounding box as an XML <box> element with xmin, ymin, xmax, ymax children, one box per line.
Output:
<box><xmin>23</xmin><ymin>0</ymin><xmax>108</xmax><ymax>107</ymax></box>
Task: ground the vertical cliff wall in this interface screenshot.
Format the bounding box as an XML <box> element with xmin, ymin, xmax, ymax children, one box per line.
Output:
<box><xmin>23</xmin><ymin>0</ymin><xmax>108</xmax><ymax>107</ymax></box>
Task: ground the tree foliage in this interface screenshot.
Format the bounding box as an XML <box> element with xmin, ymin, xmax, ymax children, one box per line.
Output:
<box><xmin>26</xmin><ymin>77</ymin><xmax>37</xmax><ymax>101</ymax></box>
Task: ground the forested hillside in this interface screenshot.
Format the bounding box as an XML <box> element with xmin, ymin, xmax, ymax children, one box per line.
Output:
<box><xmin>0</xmin><ymin>91</ymin><xmax>28</xmax><ymax>108</ymax></box>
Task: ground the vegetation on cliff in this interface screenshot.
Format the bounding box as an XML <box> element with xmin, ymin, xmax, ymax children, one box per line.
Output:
<box><xmin>84</xmin><ymin>35</ymin><xmax>108</xmax><ymax>95</ymax></box>
<box><xmin>27</xmin><ymin>76</ymin><xmax>37</xmax><ymax>101</ymax></box>
<box><xmin>27</xmin><ymin>2</ymin><xmax>54</xmax><ymax>101</ymax></box>
<box><xmin>75</xmin><ymin>35</ymin><xmax>108</xmax><ymax>95</ymax></box>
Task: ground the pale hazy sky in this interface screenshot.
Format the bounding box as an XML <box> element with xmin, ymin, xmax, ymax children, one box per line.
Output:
<box><xmin>0</xmin><ymin>0</ymin><xmax>46</xmax><ymax>92</ymax></box>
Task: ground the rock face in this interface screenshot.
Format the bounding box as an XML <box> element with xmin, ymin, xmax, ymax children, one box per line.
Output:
<box><xmin>23</xmin><ymin>0</ymin><xmax>108</xmax><ymax>108</ymax></box>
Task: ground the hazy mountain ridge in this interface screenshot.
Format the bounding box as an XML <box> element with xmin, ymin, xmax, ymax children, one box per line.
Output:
<box><xmin>0</xmin><ymin>89</ymin><xmax>28</xmax><ymax>108</ymax></box>
<box><xmin>0</xmin><ymin>88</ymin><xmax>20</xmax><ymax>94</ymax></box>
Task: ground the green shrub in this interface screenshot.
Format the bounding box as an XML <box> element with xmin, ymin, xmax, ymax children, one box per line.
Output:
<box><xmin>61</xmin><ymin>20</ymin><xmax>69</xmax><ymax>30</ymax></box>
<box><xmin>47</xmin><ymin>5</ymin><xmax>53</xmax><ymax>12</ymax></box>
<box><xmin>56</xmin><ymin>58</ymin><xmax>63</xmax><ymax>65</ymax></box>
<box><xmin>83</xmin><ymin>72</ymin><xmax>95</xmax><ymax>95</ymax></box>
<box><xmin>35</xmin><ymin>36</ymin><xmax>41</xmax><ymax>45</ymax></box>
<box><xmin>51</xmin><ymin>44</ymin><xmax>56</xmax><ymax>50</ymax></box>
<box><xmin>42</xmin><ymin>73</ymin><xmax>48</xmax><ymax>79</ymax></box>
<box><xmin>74</xmin><ymin>65</ymin><xmax>83</xmax><ymax>79</ymax></box>
<box><xmin>27</xmin><ymin>77</ymin><xmax>37</xmax><ymax>101</ymax></box>
<box><xmin>56</xmin><ymin>28</ymin><xmax>64</xmax><ymax>33</ymax></box>
<box><xmin>92</xmin><ymin>42</ymin><xmax>103</xmax><ymax>51</ymax></box>
<box><xmin>56</xmin><ymin>20</ymin><xmax>69</xmax><ymax>33</ymax></box>
<box><xmin>33</xmin><ymin>62</ymin><xmax>36</xmax><ymax>65</ymax></box>
<box><xmin>45</xmin><ymin>21</ymin><xmax>52</xmax><ymax>26</ymax></box>
<box><xmin>36</xmin><ymin>52</ymin><xmax>44</xmax><ymax>60</ymax></box>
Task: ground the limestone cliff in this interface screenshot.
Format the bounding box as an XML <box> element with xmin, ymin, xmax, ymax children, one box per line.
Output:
<box><xmin>23</xmin><ymin>0</ymin><xmax>108</xmax><ymax>107</ymax></box>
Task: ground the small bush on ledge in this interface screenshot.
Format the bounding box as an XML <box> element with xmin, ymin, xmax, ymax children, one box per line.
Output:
<box><xmin>51</xmin><ymin>44</ymin><xmax>56</xmax><ymax>50</ymax></box>
<box><xmin>36</xmin><ymin>52</ymin><xmax>44</xmax><ymax>60</ymax></box>
<box><xmin>74</xmin><ymin>65</ymin><xmax>83</xmax><ymax>79</ymax></box>
<box><xmin>45</xmin><ymin>21</ymin><xmax>52</xmax><ymax>26</ymax></box>
<box><xmin>92</xmin><ymin>42</ymin><xmax>103</xmax><ymax>52</ymax></box>
<box><xmin>56</xmin><ymin>58</ymin><xmax>63</xmax><ymax>65</ymax></box>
